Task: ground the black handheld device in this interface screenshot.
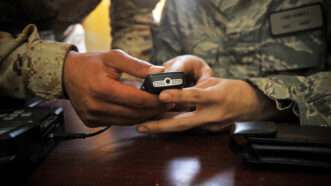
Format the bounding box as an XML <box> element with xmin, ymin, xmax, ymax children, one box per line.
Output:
<box><xmin>141</xmin><ymin>72</ymin><xmax>188</xmax><ymax>94</ymax></box>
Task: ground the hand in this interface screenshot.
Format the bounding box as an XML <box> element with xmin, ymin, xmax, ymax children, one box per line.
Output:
<box><xmin>163</xmin><ymin>55</ymin><xmax>213</xmax><ymax>81</ymax></box>
<box><xmin>63</xmin><ymin>49</ymin><xmax>166</xmax><ymax>127</ymax></box>
<box><xmin>161</xmin><ymin>55</ymin><xmax>214</xmax><ymax>111</ymax></box>
<box><xmin>137</xmin><ymin>56</ymin><xmax>278</xmax><ymax>133</ymax></box>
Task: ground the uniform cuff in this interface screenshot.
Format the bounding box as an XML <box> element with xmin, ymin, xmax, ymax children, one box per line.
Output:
<box><xmin>246</xmin><ymin>76</ymin><xmax>300</xmax><ymax>121</ymax></box>
<box><xmin>24</xmin><ymin>41</ymin><xmax>76</xmax><ymax>99</ymax></box>
<box><xmin>8</xmin><ymin>40</ymin><xmax>76</xmax><ymax>99</ymax></box>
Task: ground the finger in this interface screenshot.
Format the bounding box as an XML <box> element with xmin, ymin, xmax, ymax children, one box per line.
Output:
<box><xmin>164</xmin><ymin>56</ymin><xmax>213</xmax><ymax>80</ymax></box>
<box><xmin>137</xmin><ymin>111</ymin><xmax>208</xmax><ymax>133</ymax></box>
<box><xmin>159</xmin><ymin>87</ymin><xmax>211</xmax><ymax>104</ymax></box>
<box><xmin>201</xmin><ymin>122</ymin><xmax>233</xmax><ymax>132</ymax></box>
<box><xmin>95</xmin><ymin>78</ymin><xmax>161</xmax><ymax>108</ymax></box>
<box><xmin>199</xmin><ymin>66</ymin><xmax>214</xmax><ymax>80</ymax></box>
<box><xmin>86</xmin><ymin>115</ymin><xmax>138</xmax><ymax>127</ymax></box>
<box><xmin>195</xmin><ymin>77</ymin><xmax>221</xmax><ymax>88</ymax></box>
<box><xmin>103</xmin><ymin>49</ymin><xmax>164</xmax><ymax>78</ymax></box>
<box><xmin>89</xmin><ymin>101</ymin><xmax>165</xmax><ymax>120</ymax></box>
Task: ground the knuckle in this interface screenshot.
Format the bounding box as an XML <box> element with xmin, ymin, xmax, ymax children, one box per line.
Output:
<box><xmin>204</xmin><ymin>67</ymin><xmax>214</xmax><ymax>76</ymax></box>
<box><xmin>110</xmin><ymin>49</ymin><xmax>124</xmax><ymax>57</ymax></box>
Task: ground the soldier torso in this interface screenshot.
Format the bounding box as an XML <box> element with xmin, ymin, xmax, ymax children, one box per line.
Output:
<box><xmin>154</xmin><ymin>0</ymin><xmax>329</xmax><ymax>79</ymax></box>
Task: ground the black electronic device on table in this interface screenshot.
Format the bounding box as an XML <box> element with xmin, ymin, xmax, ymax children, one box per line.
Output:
<box><xmin>0</xmin><ymin>97</ymin><xmax>64</xmax><ymax>185</ymax></box>
<box><xmin>141</xmin><ymin>72</ymin><xmax>190</xmax><ymax>94</ymax></box>
<box><xmin>230</xmin><ymin>122</ymin><xmax>331</xmax><ymax>169</ymax></box>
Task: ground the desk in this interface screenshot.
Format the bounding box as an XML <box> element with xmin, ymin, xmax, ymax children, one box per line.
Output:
<box><xmin>29</xmin><ymin>100</ymin><xmax>331</xmax><ymax>186</ymax></box>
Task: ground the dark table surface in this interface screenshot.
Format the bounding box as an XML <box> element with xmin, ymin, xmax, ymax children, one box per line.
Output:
<box><xmin>28</xmin><ymin>100</ymin><xmax>331</xmax><ymax>186</ymax></box>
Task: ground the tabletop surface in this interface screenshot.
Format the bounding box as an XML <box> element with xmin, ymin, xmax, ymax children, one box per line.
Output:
<box><xmin>28</xmin><ymin>100</ymin><xmax>331</xmax><ymax>186</ymax></box>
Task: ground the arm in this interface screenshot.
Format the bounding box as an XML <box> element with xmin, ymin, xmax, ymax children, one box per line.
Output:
<box><xmin>137</xmin><ymin>58</ymin><xmax>331</xmax><ymax>134</ymax></box>
<box><xmin>0</xmin><ymin>24</ymin><xmax>167</xmax><ymax>127</ymax></box>
<box><xmin>248</xmin><ymin>71</ymin><xmax>331</xmax><ymax>127</ymax></box>
<box><xmin>0</xmin><ymin>24</ymin><xmax>75</xmax><ymax>99</ymax></box>
<box><xmin>152</xmin><ymin>0</ymin><xmax>331</xmax><ymax>127</ymax></box>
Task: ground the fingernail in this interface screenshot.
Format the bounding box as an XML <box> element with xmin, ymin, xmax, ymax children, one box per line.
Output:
<box><xmin>138</xmin><ymin>126</ymin><xmax>149</xmax><ymax>133</ymax></box>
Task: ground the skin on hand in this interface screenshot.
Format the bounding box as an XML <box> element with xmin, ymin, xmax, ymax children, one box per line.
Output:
<box><xmin>137</xmin><ymin>56</ymin><xmax>278</xmax><ymax>134</ymax></box>
<box><xmin>63</xmin><ymin>49</ymin><xmax>166</xmax><ymax>127</ymax></box>
<box><xmin>163</xmin><ymin>55</ymin><xmax>214</xmax><ymax>81</ymax></box>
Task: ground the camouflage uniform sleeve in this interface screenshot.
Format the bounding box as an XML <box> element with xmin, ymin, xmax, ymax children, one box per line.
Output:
<box><xmin>0</xmin><ymin>24</ymin><xmax>76</xmax><ymax>99</ymax></box>
<box><xmin>248</xmin><ymin>71</ymin><xmax>331</xmax><ymax>127</ymax></box>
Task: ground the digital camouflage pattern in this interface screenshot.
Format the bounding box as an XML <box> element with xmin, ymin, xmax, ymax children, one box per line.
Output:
<box><xmin>111</xmin><ymin>0</ymin><xmax>159</xmax><ymax>60</ymax></box>
<box><xmin>0</xmin><ymin>0</ymin><xmax>157</xmax><ymax>101</ymax></box>
<box><xmin>1</xmin><ymin>0</ymin><xmax>330</xmax><ymax>126</ymax></box>
<box><xmin>152</xmin><ymin>0</ymin><xmax>331</xmax><ymax>126</ymax></box>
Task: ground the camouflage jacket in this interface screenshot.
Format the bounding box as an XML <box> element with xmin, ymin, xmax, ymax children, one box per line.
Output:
<box><xmin>0</xmin><ymin>0</ymin><xmax>152</xmax><ymax>101</ymax></box>
<box><xmin>152</xmin><ymin>0</ymin><xmax>331</xmax><ymax>126</ymax></box>
<box><xmin>0</xmin><ymin>0</ymin><xmax>100</xmax><ymax>37</ymax></box>
<box><xmin>0</xmin><ymin>0</ymin><xmax>99</xmax><ymax>100</ymax></box>
<box><xmin>0</xmin><ymin>24</ymin><xmax>75</xmax><ymax>99</ymax></box>
<box><xmin>111</xmin><ymin>0</ymin><xmax>159</xmax><ymax>60</ymax></box>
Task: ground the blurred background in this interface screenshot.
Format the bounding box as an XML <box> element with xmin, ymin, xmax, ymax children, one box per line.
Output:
<box><xmin>82</xmin><ymin>0</ymin><xmax>166</xmax><ymax>52</ymax></box>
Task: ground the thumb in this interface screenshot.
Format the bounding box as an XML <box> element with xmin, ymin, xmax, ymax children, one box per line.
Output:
<box><xmin>103</xmin><ymin>49</ymin><xmax>164</xmax><ymax>78</ymax></box>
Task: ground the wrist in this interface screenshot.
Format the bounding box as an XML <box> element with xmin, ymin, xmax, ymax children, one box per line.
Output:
<box><xmin>245</xmin><ymin>80</ymin><xmax>279</xmax><ymax>120</ymax></box>
<box><xmin>63</xmin><ymin>51</ymin><xmax>78</xmax><ymax>99</ymax></box>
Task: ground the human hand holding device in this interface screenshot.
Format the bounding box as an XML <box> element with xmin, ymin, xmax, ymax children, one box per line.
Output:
<box><xmin>137</xmin><ymin>55</ymin><xmax>278</xmax><ymax>133</ymax></box>
<box><xmin>63</xmin><ymin>49</ymin><xmax>166</xmax><ymax>127</ymax></box>
<box><xmin>141</xmin><ymin>72</ymin><xmax>189</xmax><ymax>94</ymax></box>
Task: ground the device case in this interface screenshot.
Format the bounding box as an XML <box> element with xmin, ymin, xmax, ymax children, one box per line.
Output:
<box><xmin>230</xmin><ymin>122</ymin><xmax>331</xmax><ymax>169</ymax></box>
